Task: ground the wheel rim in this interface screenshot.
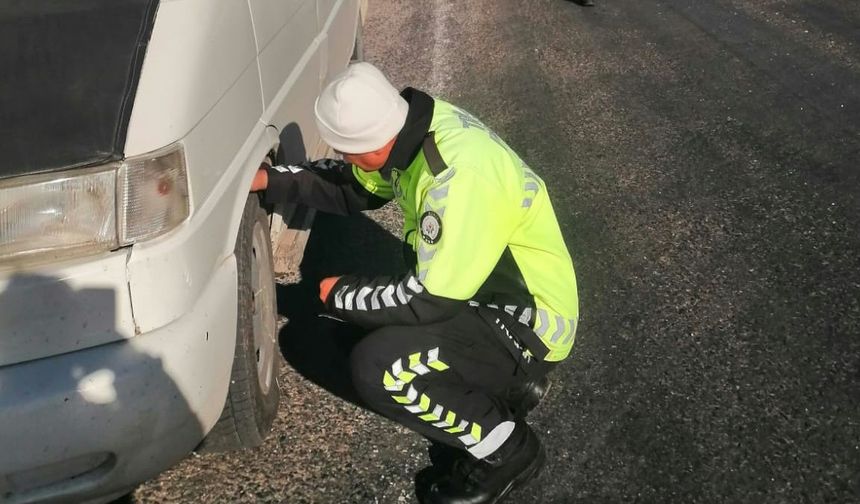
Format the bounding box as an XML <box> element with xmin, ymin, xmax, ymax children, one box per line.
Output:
<box><xmin>250</xmin><ymin>219</ymin><xmax>276</xmax><ymax>394</ymax></box>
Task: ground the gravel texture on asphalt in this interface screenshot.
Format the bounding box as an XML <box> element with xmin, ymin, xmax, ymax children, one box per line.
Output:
<box><xmin>134</xmin><ymin>0</ymin><xmax>859</xmax><ymax>502</ymax></box>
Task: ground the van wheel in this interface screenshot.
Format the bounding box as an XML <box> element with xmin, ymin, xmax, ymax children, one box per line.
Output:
<box><xmin>198</xmin><ymin>194</ymin><xmax>280</xmax><ymax>452</ymax></box>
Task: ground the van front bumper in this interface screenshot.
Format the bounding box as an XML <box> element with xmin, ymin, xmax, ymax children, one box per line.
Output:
<box><xmin>0</xmin><ymin>256</ymin><xmax>237</xmax><ymax>504</ymax></box>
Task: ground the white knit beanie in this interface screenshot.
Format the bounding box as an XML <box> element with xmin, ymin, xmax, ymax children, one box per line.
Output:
<box><xmin>314</xmin><ymin>62</ymin><xmax>409</xmax><ymax>154</ymax></box>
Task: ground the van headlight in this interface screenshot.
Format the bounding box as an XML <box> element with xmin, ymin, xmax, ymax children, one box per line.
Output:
<box><xmin>0</xmin><ymin>145</ymin><xmax>189</xmax><ymax>267</ymax></box>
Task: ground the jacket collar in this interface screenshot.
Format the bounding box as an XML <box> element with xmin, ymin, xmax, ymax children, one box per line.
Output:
<box><xmin>380</xmin><ymin>87</ymin><xmax>434</xmax><ymax>179</ymax></box>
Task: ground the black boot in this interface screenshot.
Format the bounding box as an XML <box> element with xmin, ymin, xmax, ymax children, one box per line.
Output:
<box><xmin>505</xmin><ymin>375</ymin><xmax>551</xmax><ymax>418</ymax></box>
<box><xmin>415</xmin><ymin>441</ymin><xmax>471</xmax><ymax>494</ymax></box>
<box><xmin>418</xmin><ymin>422</ymin><xmax>545</xmax><ymax>504</ymax></box>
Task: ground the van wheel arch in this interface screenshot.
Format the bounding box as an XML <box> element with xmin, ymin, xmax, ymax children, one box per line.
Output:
<box><xmin>197</xmin><ymin>193</ymin><xmax>281</xmax><ymax>452</ymax></box>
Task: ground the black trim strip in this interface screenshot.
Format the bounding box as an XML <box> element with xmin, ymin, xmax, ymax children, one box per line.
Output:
<box><xmin>114</xmin><ymin>0</ymin><xmax>160</xmax><ymax>159</ymax></box>
<box><xmin>380</xmin><ymin>87</ymin><xmax>434</xmax><ymax>179</ymax></box>
<box><xmin>421</xmin><ymin>132</ymin><xmax>448</xmax><ymax>176</ymax></box>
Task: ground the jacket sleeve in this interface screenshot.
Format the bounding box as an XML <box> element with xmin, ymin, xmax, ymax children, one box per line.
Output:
<box><xmin>263</xmin><ymin>159</ymin><xmax>390</xmax><ymax>216</ymax></box>
<box><xmin>323</xmin><ymin>273</ymin><xmax>465</xmax><ymax>328</ymax></box>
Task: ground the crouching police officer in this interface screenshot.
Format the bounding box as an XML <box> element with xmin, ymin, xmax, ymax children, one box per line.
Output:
<box><xmin>251</xmin><ymin>62</ymin><xmax>578</xmax><ymax>504</ymax></box>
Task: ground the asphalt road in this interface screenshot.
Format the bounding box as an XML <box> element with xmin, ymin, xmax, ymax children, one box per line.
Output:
<box><xmin>134</xmin><ymin>0</ymin><xmax>860</xmax><ymax>502</ymax></box>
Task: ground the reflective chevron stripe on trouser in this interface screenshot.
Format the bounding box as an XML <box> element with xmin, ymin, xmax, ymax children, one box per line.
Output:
<box><xmin>382</xmin><ymin>348</ymin><xmax>485</xmax><ymax>448</ymax></box>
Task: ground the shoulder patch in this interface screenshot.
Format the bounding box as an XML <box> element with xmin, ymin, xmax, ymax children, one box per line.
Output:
<box><xmin>419</xmin><ymin>211</ymin><xmax>443</xmax><ymax>245</ymax></box>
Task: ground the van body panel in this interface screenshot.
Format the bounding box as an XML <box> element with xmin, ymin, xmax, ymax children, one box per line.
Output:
<box><xmin>0</xmin><ymin>252</ymin><xmax>137</xmax><ymax>367</ymax></box>
<box><xmin>321</xmin><ymin>0</ymin><xmax>360</xmax><ymax>84</ymax></box>
<box><xmin>252</xmin><ymin>0</ymin><xmax>322</xmax><ymax>158</ymax></box>
<box><xmin>248</xmin><ymin>0</ymin><xmax>309</xmax><ymax>58</ymax></box>
<box><xmin>123</xmin><ymin>0</ymin><xmax>260</xmax><ymax>160</ymax></box>
<box><xmin>0</xmin><ymin>256</ymin><xmax>236</xmax><ymax>503</ymax></box>
<box><xmin>182</xmin><ymin>61</ymin><xmax>263</xmax><ymax>212</ymax></box>
<box><xmin>125</xmin><ymin>115</ymin><xmax>275</xmax><ymax>334</ymax></box>
<box><xmin>264</xmin><ymin>43</ymin><xmax>324</xmax><ymax>158</ymax></box>
<box><xmin>0</xmin><ymin>0</ymin><xmax>364</xmax><ymax>499</ymax></box>
<box><xmin>317</xmin><ymin>0</ymin><xmax>336</xmax><ymax>31</ymax></box>
<box><xmin>254</xmin><ymin>0</ymin><xmax>319</xmax><ymax>111</ymax></box>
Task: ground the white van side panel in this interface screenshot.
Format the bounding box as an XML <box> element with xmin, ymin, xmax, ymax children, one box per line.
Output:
<box><xmin>122</xmin><ymin>0</ymin><xmax>271</xmax><ymax>333</ymax></box>
<box><xmin>180</xmin><ymin>64</ymin><xmax>262</xmax><ymax>212</ymax></box>
<box><xmin>123</xmin><ymin>0</ymin><xmax>260</xmax><ymax>169</ymax></box>
<box><xmin>248</xmin><ymin>0</ymin><xmax>309</xmax><ymax>64</ymax></box>
<box><xmin>317</xmin><ymin>0</ymin><xmax>336</xmax><ymax>29</ymax></box>
<box><xmin>264</xmin><ymin>47</ymin><xmax>324</xmax><ymax>155</ymax></box>
<box><xmin>321</xmin><ymin>0</ymin><xmax>360</xmax><ymax>84</ymax></box>
<box><xmin>253</xmin><ymin>0</ymin><xmax>318</xmax><ymax>111</ymax></box>
<box><xmin>251</xmin><ymin>0</ymin><xmax>322</xmax><ymax>157</ymax></box>
<box><xmin>125</xmin><ymin>109</ymin><xmax>276</xmax><ymax>333</ymax></box>
<box><xmin>123</xmin><ymin>0</ymin><xmax>359</xmax><ymax>333</ymax></box>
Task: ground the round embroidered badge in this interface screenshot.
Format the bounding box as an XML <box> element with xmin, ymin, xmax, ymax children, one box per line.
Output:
<box><xmin>419</xmin><ymin>211</ymin><xmax>442</xmax><ymax>244</ymax></box>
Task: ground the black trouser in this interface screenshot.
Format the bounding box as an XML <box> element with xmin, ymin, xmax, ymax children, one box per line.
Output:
<box><xmin>349</xmin><ymin>306</ymin><xmax>552</xmax><ymax>460</ymax></box>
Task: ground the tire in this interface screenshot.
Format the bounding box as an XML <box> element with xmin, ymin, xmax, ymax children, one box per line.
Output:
<box><xmin>198</xmin><ymin>194</ymin><xmax>281</xmax><ymax>452</ymax></box>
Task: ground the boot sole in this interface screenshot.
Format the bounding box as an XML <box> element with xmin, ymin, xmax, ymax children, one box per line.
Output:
<box><xmin>491</xmin><ymin>444</ymin><xmax>547</xmax><ymax>504</ymax></box>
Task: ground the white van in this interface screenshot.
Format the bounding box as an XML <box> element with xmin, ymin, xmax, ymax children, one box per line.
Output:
<box><xmin>0</xmin><ymin>1</ymin><xmax>364</xmax><ymax>502</ymax></box>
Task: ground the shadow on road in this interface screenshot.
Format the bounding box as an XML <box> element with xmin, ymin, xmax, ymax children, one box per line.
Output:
<box><xmin>276</xmin><ymin>211</ymin><xmax>405</xmax><ymax>408</ymax></box>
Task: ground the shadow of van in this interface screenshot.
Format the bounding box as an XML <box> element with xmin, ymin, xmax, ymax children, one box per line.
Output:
<box><xmin>277</xmin><ymin>122</ymin><xmax>307</xmax><ymax>167</ymax></box>
<box><xmin>0</xmin><ymin>274</ymin><xmax>202</xmax><ymax>503</ymax></box>
<box><xmin>272</xmin><ymin>119</ymin><xmax>404</xmax><ymax>407</ymax></box>
<box><xmin>276</xmin><ymin>210</ymin><xmax>405</xmax><ymax>409</ymax></box>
